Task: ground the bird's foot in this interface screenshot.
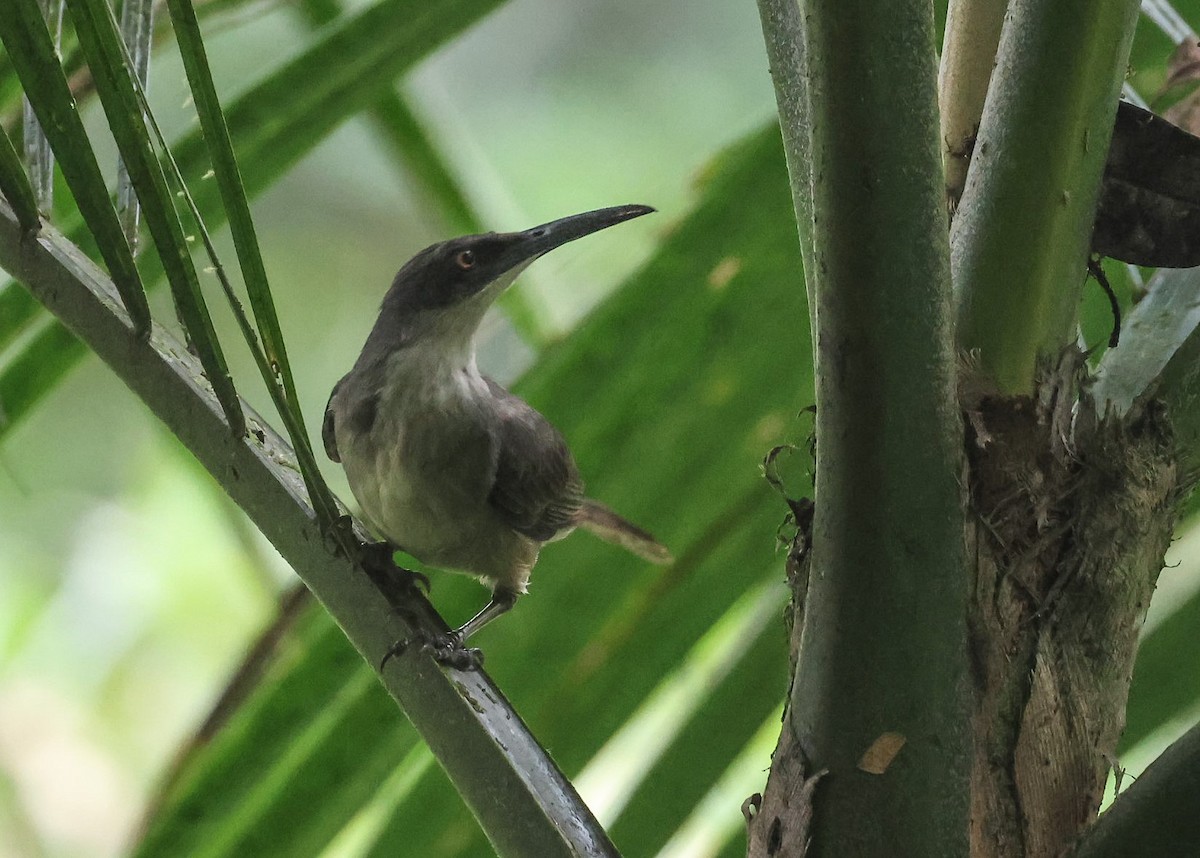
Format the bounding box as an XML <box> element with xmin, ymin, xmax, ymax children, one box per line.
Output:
<box><xmin>323</xmin><ymin>513</ymin><xmax>361</xmax><ymax>559</ymax></box>
<box><xmin>324</xmin><ymin>515</ymin><xmax>429</xmax><ymax>595</ymax></box>
<box><xmin>357</xmin><ymin>539</ymin><xmax>430</xmax><ymax>596</ymax></box>
<box><xmin>380</xmin><ymin>629</ymin><xmax>483</xmax><ymax>672</ymax></box>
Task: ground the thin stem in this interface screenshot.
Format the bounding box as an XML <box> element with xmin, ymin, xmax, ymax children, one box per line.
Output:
<box><xmin>951</xmin><ymin>0</ymin><xmax>1141</xmax><ymax>392</ymax></box>
<box><xmin>21</xmin><ymin>0</ymin><xmax>64</xmax><ymax>212</ymax></box>
<box><xmin>753</xmin><ymin>0</ymin><xmax>815</xmax><ymax>331</ymax></box>
<box><xmin>116</xmin><ymin>0</ymin><xmax>155</xmax><ymax>253</ymax></box>
<box><xmin>938</xmin><ymin>0</ymin><xmax>1009</xmax><ymax>212</ymax></box>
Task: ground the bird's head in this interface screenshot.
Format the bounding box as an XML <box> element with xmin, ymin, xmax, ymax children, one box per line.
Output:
<box><xmin>376</xmin><ymin>204</ymin><xmax>655</xmax><ymax>345</ymax></box>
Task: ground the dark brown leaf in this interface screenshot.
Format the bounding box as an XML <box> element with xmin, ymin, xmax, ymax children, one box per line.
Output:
<box><xmin>1093</xmin><ymin>101</ymin><xmax>1200</xmax><ymax>267</ymax></box>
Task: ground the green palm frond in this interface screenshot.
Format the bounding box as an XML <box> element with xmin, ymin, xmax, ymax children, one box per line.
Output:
<box><xmin>0</xmin><ymin>0</ymin><xmax>505</xmax><ymax>438</ymax></box>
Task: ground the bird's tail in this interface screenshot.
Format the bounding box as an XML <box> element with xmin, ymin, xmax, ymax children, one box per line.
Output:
<box><xmin>576</xmin><ymin>499</ymin><xmax>674</xmax><ymax>565</ymax></box>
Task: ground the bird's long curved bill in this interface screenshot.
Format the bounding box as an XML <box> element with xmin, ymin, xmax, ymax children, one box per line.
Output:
<box><xmin>500</xmin><ymin>204</ymin><xmax>655</xmax><ymax>269</ymax></box>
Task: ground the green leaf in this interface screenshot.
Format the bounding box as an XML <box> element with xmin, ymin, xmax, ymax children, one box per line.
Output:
<box><xmin>66</xmin><ymin>0</ymin><xmax>245</xmax><ymax>435</ymax></box>
<box><xmin>292</xmin><ymin>0</ymin><xmax>480</xmax><ymax>237</ymax></box>
<box><xmin>167</xmin><ymin>0</ymin><xmax>296</xmax><ymax>407</ymax></box>
<box><xmin>0</xmin><ymin>123</ymin><xmax>39</xmax><ymax>233</ymax></box>
<box><xmin>135</xmin><ymin>601</ymin><xmax>422</xmax><ymax>858</ymax></box>
<box><xmin>0</xmin><ymin>0</ymin><xmax>506</xmax><ymax>437</ymax></box>
<box><xmin>0</xmin><ymin>0</ymin><xmax>151</xmax><ymax>335</ymax></box>
<box><xmin>0</xmin><ymin>319</ymin><xmax>79</xmax><ymax>434</ymax></box>
<box><xmin>164</xmin><ymin>0</ymin><xmax>339</xmax><ymax>523</ymax></box>
<box><xmin>605</xmin><ymin>586</ymin><xmax>788</xmax><ymax>855</ymax></box>
<box><xmin>0</xmin><ymin>48</ymin><xmax>22</xmax><ymax>114</ymax></box>
<box><xmin>1124</xmin><ymin>589</ymin><xmax>1200</xmax><ymax>752</ymax></box>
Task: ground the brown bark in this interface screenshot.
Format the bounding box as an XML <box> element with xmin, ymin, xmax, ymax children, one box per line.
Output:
<box><xmin>749</xmin><ymin>355</ymin><xmax>1183</xmax><ymax>857</ymax></box>
<box><xmin>744</xmin><ymin>729</ymin><xmax>825</xmax><ymax>858</ymax></box>
<box><xmin>965</xmin><ymin>357</ymin><xmax>1180</xmax><ymax>856</ymax></box>
<box><xmin>746</xmin><ymin>497</ymin><xmax>819</xmax><ymax>858</ymax></box>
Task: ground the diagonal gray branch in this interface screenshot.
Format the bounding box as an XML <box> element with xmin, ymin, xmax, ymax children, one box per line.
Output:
<box><xmin>0</xmin><ymin>196</ymin><xmax>618</xmax><ymax>858</ymax></box>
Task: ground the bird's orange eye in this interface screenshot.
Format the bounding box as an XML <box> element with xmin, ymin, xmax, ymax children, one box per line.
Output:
<box><xmin>456</xmin><ymin>250</ymin><xmax>476</xmax><ymax>270</ymax></box>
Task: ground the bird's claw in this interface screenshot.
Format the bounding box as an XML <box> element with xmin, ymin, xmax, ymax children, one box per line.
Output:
<box><xmin>322</xmin><ymin>518</ymin><xmax>430</xmax><ymax>594</ymax></box>
<box><xmin>429</xmin><ymin>640</ymin><xmax>484</xmax><ymax>671</ymax></box>
<box><xmin>322</xmin><ymin>513</ymin><xmax>360</xmax><ymax>558</ymax></box>
<box><xmin>380</xmin><ymin>629</ymin><xmax>483</xmax><ymax>672</ymax></box>
<box><xmin>358</xmin><ymin>541</ymin><xmax>430</xmax><ymax>594</ymax></box>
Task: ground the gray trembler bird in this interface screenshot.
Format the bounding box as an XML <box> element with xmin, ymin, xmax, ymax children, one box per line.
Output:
<box><xmin>323</xmin><ymin>204</ymin><xmax>671</xmax><ymax>668</ymax></box>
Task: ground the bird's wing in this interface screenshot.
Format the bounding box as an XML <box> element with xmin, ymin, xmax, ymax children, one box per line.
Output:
<box><xmin>484</xmin><ymin>377</ymin><xmax>584</xmax><ymax>542</ymax></box>
<box><xmin>322</xmin><ymin>377</ymin><xmax>345</xmax><ymax>463</ymax></box>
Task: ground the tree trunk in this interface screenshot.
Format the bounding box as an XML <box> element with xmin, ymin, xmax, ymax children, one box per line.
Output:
<box><xmin>747</xmin><ymin>357</ymin><xmax>1183</xmax><ymax>857</ymax></box>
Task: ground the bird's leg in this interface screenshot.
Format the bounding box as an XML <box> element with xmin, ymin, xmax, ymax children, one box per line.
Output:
<box><xmin>323</xmin><ymin>514</ymin><xmax>429</xmax><ymax>595</ymax></box>
<box><xmin>452</xmin><ymin>586</ymin><xmax>519</xmax><ymax>644</ymax></box>
<box><xmin>380</xmin><ymin>587</ymin><xmax>519</xmax><ymax>672</ymax></box>
<box><xmin>353</xmin><ymin>536</ymin><xmax>434</xmax><ymax>662</ymax></box>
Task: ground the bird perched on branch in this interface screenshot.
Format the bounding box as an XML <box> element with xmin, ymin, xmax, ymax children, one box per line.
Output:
<box><xmin>323</xmin><ymin>205</ymin><xmax>671</xmax><ymax>668</ymax></box>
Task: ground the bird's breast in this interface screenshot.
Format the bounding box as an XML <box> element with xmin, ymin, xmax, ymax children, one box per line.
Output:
<box><xmin>336</xmin><ymin>360</ymin><xmax>511</xmax><ymax>575</ymax></box>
